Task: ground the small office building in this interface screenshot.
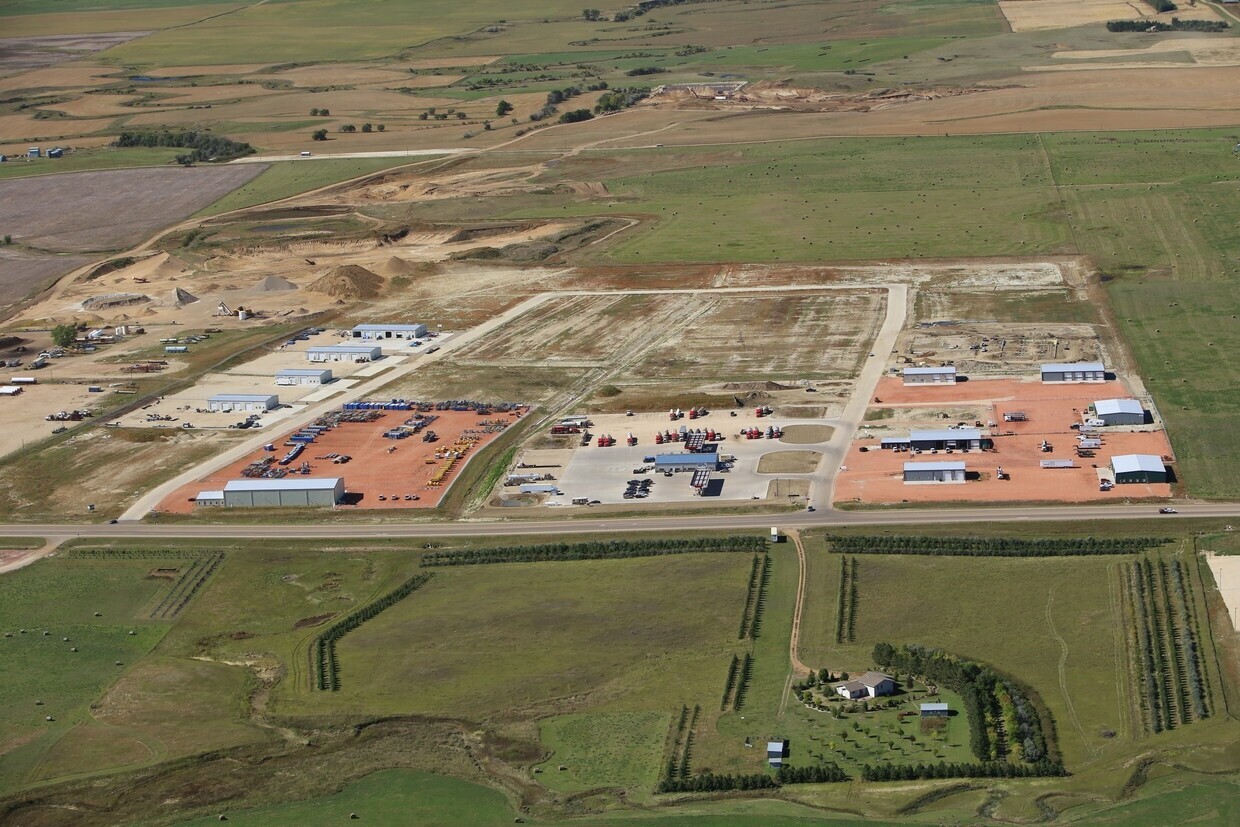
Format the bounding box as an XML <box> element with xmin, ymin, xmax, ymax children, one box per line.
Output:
<box><xmin>903</xmin><ymin>366</ymin><xmax>957</xmax><ymax>385</ymax></box>
<box><xmin>276</xmin><ymin>368</ymin><xmax>333</xmax><ymax>386</ymax></box>
<box><xmin>1041</xmin><ymin>362</ymin><xmax>1105</xmax><ymax>383</ymax></box>
<box><xmin>221</xmin><ymin>477</ymin><xmax>345</xmax><ymax>508</ymax></box>
<box><xmin>207</xmin><ymin>393</ymin><xmax>278</xmax><ymax>413</ymax></box>
<box><xmin>903</xmin><ymin>461</ymin><xmax>966</xmax><ymax>484</ymax></box>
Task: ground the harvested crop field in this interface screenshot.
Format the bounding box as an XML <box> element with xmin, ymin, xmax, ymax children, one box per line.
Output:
<box><xmin>0</xmin><ymin>165</ymin><xmax>265</xmax><ymax>253</ymax></box>
<box><xmin>0</xmin><ymin>248</ymin><xmax>93</xmax><ymax>306</ymax></box>
<box><xmin>998</xmin><ymin>0</ymin><xmax>1221</xmax><ymax>32</ymax></box>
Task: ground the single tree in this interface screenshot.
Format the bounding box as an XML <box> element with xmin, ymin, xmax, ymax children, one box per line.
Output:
<box><xmin>418</xmin><ymin>112</ymin><xmax>429</xmax><ymax>120</ymax></box>
<box><xmin>496</xmin><ymin>99</ymin><xmax>514</xmax><ymax>117</ymax></box>
<box><xmin>340</xmin><ymin>124</ymin><xmax>356</xmax><ymax>133</ymax></box>
<box><xmin>311</xmin><ymin>129</ymin><xmax>328</xmax><ymax>141</ymax></box>
<box><xmin>361</xmin><ymin>122</ymin><xmax>373</xmax><ymax>133</ymax></box>
<box><xmin>51</xmin><ymin>324</ymin><xmax>77</xmax><ymax>348</ymax></box>
<box><xmin>309</xmin><ymin>108</ymin><xmax>320</xmax><ymax>116</ymax></box>
<box><xmin>376</xmin><ymin>124</ymin><xmax>385</xmax><ymax>132</ymax></box>
<box><xmin>319</xmin><ymin>108</ymin><xmax>330</xmax><ymax>116</ymax></box>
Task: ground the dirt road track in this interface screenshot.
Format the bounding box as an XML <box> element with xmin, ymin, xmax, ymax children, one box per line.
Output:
<box><xmin>788</xmin><ymin>529</ymin><xmax>812</xmax><ymax>677</ymax></box>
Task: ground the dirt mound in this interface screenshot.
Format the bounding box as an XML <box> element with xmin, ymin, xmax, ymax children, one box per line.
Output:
<box><xmin>721</xmin><ymin>381</ymin><xmax>797</xmax><ymax>391</ymax></box>
<box><xmin>249</xmin><ymin>275</ymin><xmax>299</xmax><ymax>293</ymax></box>
<box><xmin>152</xmin><ymin>253</ymin><xmax>191</xmax><ymax>279</ymax></box>
<box><xmin>160</xmin><ymin>287</ymin><xmax>198</xmax><ymax>307</ymax></box>
<box><xmin>82</xmin><ymin>292</ymin><xmax>150</xmax><ymax>310</ymax></box>
<box><xmin>374</xmin><ymin>255</ymin><xmax>418</xmax><ymax>277</ymax></box>
<box><xmin>305</xmin><ymin>265</ymin><xmax>384</xmax><ymax>299</ymax></box>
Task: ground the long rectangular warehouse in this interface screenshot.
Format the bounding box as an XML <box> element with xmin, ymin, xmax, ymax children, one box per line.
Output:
<box><xmin>222</xmin><ymin>477</ymin><xmax>345</xmax><ymax>507</ymax></box>
<box><xmin>910</xmin><ymin>428</ymin><xmax>982</xmax><ymax>451</ymax></box>
<box><xmin>1041</xmin><ymin>362</ymin><xmax>1105</xmax><ymax>383</ymax></box>
<box><xmin>654</xmin><ymin>452</ymin><xmax>720</xmax><ymax>472</ymax></box>
<box><xmin>307</xmin><ymin>344</ymin><xmax>381</xmax><ymax>363</ymax></box>
<box><xmin>351</xmin><ymin>323</ymin><xmax>427</xmax><ymax>340</ymax></box>
<box><xmin>903</xmin><ymin>366</ymin><xmax>957</xmax><ymax>385</ymax></box>
<box><xmin>207</xmin><ymin>393</ymin><xmax>279</xmax><ymax>413</ymax></box>
<box><xmin>903</xmin><ymin>461</ymin><xmax>966</xmax><ymax>483</ymax></box>
<box><xmin>276</xmin><ymin>368</ymin><xmax>332</xmax><ymax>386</ymax></box>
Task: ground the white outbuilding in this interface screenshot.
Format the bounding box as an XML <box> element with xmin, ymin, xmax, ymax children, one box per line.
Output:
<box><xmin>276</xmin><ymin>368</ymin><xmax>333</xmax><ymax>386</ymax></box>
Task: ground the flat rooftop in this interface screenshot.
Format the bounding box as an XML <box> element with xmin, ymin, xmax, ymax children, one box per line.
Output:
<box><xmin>223</xmin><ymin>477</ymin><xmax>343</xmax><ymax>492</ymax></box>
<box><xmin>1111</xmin><ymin>454</ymin><xmax>1165</xmax><ymax>474</ymax></box>
<box><xmin>911</xmin><ymin>428</ymin><xmax>981</xmax><ymax>441</ymax></box>
<box><xmin>904</xmin><ymin>461</ymin><xmax>966</xmax><ymax>472</ymax></box>
<box><xmin>1094</xmin><ymin>398</ymin><xmax>1142</xmax><ymax>416</ymax></box>
<box><xmin>1042</xmin><ymin>362</ymin><xmax>1104</xmax><ymax>372</ymax></box>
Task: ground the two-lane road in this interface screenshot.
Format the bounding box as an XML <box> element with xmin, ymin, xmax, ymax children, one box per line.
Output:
<box><xmin>2</xmin><ymin>503</ymin><xmax>1236</xmax><ymax>543</ymax></box>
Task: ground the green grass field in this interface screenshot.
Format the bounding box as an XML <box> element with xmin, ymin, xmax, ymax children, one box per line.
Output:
<box><xmin>0</xmin><ymin>556</ymin><xmax>172</xmax><ymax>793</ymax></box>
<box><xmin>0</xmin><ymin>148</ymin><xmax>185</xmax><ymax>181</ymax></box>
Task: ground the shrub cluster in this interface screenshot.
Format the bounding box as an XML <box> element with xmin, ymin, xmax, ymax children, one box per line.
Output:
<box><xmin>420</xmin><ymin>536</ymin><xmax>766</xmax><ymax>567</ymax></box>
<box><xmin>114</xmin><ymin>130</ymin><xmax>254</xmax><ymax>163</ymax></box>
<box><xmin>312</xmin><ymin>572</ymin><xmax>434</xmax><ymax>690</ymax></box>
<box><xmin>827</xmin><ymin>535</ymin><xmax>1167</xmax><ymax>557</ymax></box>
<box><xmin>595</xmin><ymin>87</ymin><xmax>650</xmax><ymax>113</ymax></box>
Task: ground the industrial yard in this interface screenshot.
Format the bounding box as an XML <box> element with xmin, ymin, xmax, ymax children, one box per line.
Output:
<box><xmin>159</xmin><ymin>400</ymin><xmax>524</xmax><ymax>513</ymax></box>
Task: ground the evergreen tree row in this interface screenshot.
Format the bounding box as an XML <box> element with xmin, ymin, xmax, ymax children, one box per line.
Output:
<box><xmin>776</xmin><ymin>763</ymin><xmax>848</xmax><ymax>784</ymax></box>
<box><xmin>420</xmin><ymin>536</ymin><xmax>766</xmax><ymax>566</ymax></box>
<box><xmin>827</xmin><ymin>534</ymin><xmax>1166</xmax><ymax>557</ymax></box>
<box><xmin>861</xmin><ymin>760</ymin><xmax>1065</xmax><ymax>782</ymax></box>
<box><xmin>656</xmin><ymin>772</ymin><xmax>777</xmax><ymax>793</ymax></box>
<box><xmin>311</xmin><ymin>572</ymin><xmax>435</xmax><ymax>691</ymax></box>
<box><xmin>113</xmin><ymin>130</ymin><xmax>255</xmax><ymax>163</ymax></box>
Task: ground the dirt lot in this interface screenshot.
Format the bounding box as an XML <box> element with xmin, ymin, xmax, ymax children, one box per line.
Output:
<box><xmin>0</xmin><ymin>382</ymin><xmax>106</xmax><ymax>458</ymax></box>
<box><xmin>1205</xmin><ymin>553</ymin><xmax>1240</xmax><ymax>632</ymax></box>
<box><xmin>757</xmin><ymin>450</ymin><xmax>822</xmax><ymax>474</ymax></box>
<box><xmin>896</xmin><ymin>321</ymin><xmax>1105</xmax><ymax>379</ymax></box>
<box><xmin>0</xmin><ymin>166</ymin><xmax>265</xmax><ymax>253</ymax></box>
<box><xmin>836</xmin><ymin>378</ymin><xmax>1174</xmax><ymax>505</ymax></box>
<box><xmin>159</xmin><ymin>407</ymin><xmax>522</xmax><ymax>513</ymax></box>
<box><xmin>0</xmin><ymin>33</ymin><xmax>147</xmax><ymax>72</ymax></box>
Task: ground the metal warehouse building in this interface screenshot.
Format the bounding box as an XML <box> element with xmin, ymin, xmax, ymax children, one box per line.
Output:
<box><xmin>1041</xmin><ymin>362</ymin><xmax>1105</xmax><ymax>383</ymax></box>
<box><xmin>351</xmin><ymin>323</ymin><xmax>427</xmax><ymax>340</ymax></box>
<box><xmin>903</xmin><ymin>461</ymin><xmax>966</xmax><ymax>484</ymax></box>
<box><xmin>903</xmin><ymin>366</ymin><xmax>957</xmax><ymax>385</ymax></box>
<box><xmin>1111</xmin><ymin>454</ymin><xmax>1167</xmax><ymax>484</ymax></box>
<box><xmin>1093</xmin><ymin>398</ymin><xmax>1144</xmax><ymax>426</ymax></box>
<box><xmin>654</xmin><ymin>452</ymin><xmax>720</xmax><ymax>472</ymax></box>
<box><xmin>276</xmin><ymin>368</ymin><xmax>332</xmax><ymax>386</ymax></box>
<box><xmin>221</xmin><ymin>477</ymin><xmax>345</xmax><ymax>507</ymax></box>
<box><xmin>910</xmin><ymin>428</ymin><xmax>983</xmax><ymax>451</ymax></box>
<box><xmin>307</xmin><ymin>344</ymin><xmax>381</xmax><ymax>363</ymax></box>
<box><xmin>207</xmin><ymin>393</ymin><xmax>278</xmax><ymax>413</ymax></box>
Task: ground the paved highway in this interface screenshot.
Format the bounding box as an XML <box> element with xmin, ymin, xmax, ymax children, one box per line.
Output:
<box><xmin>3</xmin><ymin>503</ymin><xmax>1237</xmax><ymax>542</ymax></box>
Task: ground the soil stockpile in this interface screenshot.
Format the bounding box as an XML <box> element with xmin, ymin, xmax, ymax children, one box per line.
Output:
<box><xmin>306</xmin><ymin>265</ymin><xmax>384</xmax><ymax>299</ymax></box>
<box><xmin>81</xmin><ymin>292</ymin><xmax>150</xmax><ymax>310</ymax></box>
<box><xmin>374</xmin><ymin>256</ymin><xmax>418</xmax><ymax>277</ymax></box>
<box><xmin>249</xmin><ymin>274</ymin><xmax>299</xmax><ymax>293</ymax></box>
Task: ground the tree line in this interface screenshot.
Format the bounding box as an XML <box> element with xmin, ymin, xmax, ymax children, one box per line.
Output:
<box><xmin>311</xmin><ymin>572</ymin><xmax>435</xmax><ymax>691</ymax></box>
<box><xmin>656</xmin><ymin>772</ymin><xmax>777</xmax><ymax>793</ymax></box>
<box><xmin>827</xmin><ymin>534</ymin><xmax>1167</xmax><ymax>557</ymax></box>
<box><xmin>420</xmin><ymin>535</ymin><xmax>767</xmax><ymax>567</ymax></box>
<box><xmin>113</xmin><ymin>130</ymin><xmax>254</xmax><ymax>163</ymax></box>
<box><xmin>871</xmin><ymin>643</ymin><xmax>1059</xmax><ymax>770</ymax></box>
<box><xmin>1107</xmin><ymin>18</ymin><xmax>1225</xmax><ymax>32</ymax></box>
<box><xmin>861</xmin><ymin>760</ymin><xmax>1066</xmax><ymax>782</ymax></box>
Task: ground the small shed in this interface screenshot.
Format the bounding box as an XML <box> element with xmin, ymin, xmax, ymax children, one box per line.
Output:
<box><xmin>766</xmin><ymin>739</ymin><xmax>787</xmax><ymax>767</ymax></box>
<box><xmin>920</xmin><ymin>702</ymin><xmax>949</xmax><ymax>718</ymax></box>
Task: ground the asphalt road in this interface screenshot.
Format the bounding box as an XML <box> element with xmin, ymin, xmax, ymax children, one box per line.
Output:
<box><xmin>3</xmin><ymin>503</ymin><xmax>1237</xmax><ymax>543</ymax></box>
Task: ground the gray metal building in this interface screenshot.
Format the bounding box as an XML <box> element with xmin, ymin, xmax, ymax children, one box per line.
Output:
<box><xmin>306</xmin><ymin>344</ymin><xmax>381</xmax><ymax>363</ymax></box>
<box><xmin>351</xmin><ymin>323</ymin><xmax>427</xmax><ymax>340</ymax></box>
<box><xmin>1041</xmin><ymin>362</ymin><xmax>1105</xmax><ymax>383</ymax></box>
<box><xmin>654</xmin><ymin>452</ymin><xmax>720</xmax><ymax>472</ymax></box>
<box><xmin>903</xmin><ymin>461</ymin><xmax>966</xmax><ymax>483</ymax></box>
<box><xmin>910</xmin><ymin>428</ymin><xmax>982</xmax><ymax>451</ymax></box>
<box><xmin>222</xmin><ymin>477</ymin><xmax>345</xmax><ymax>507</ymax></box>
<box><xmin>276</xmin><ymin>368</ymin><xmax>333</xmax><ymax>386</ymax></box>
<box><xmin>903</xmin><ymin>366</ymin><xmax>957</xmax><ymax>385</ymax></box>
<box><xmin>1093</xmin><ymin>398</ymin><xmax>1144</xmax><ymax>426</ymax></box>
<box><xmin>207</xmin><ymin>393</ymin><xmax>279</xmax><ymax>413</ymax></box>
<box><xmin>1111</xmin><ymin>455</ymin><xmax>1167</xmax><ymax>484</ymax></box>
